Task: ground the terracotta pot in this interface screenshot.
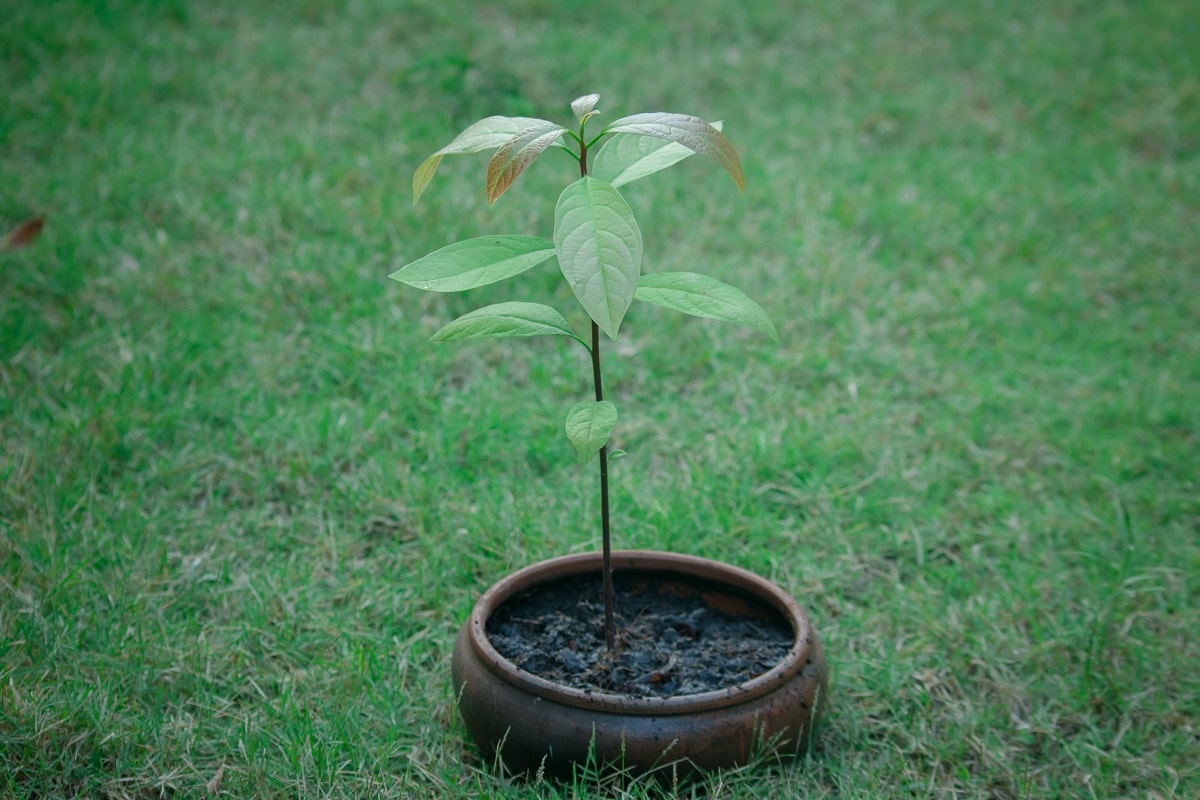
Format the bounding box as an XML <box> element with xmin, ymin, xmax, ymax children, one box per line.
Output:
<box><xmin>451</xmin><ymin>550</ymin><xmax>828</xmax><ymax>779</ymax></box>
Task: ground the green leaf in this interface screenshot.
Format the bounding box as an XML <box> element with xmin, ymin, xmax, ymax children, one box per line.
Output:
<box><xmin>602</xmin><ymin>113</ymin><xmax>743</xmax><ymax>191</ymax></box>
<box><xmin>635</xmin><ymin>272</ymin><xmax>779</xmax><ymax>343</ymax></box>
<box><xmin>413</xmin><ymin>115</ymin><xmax>557</xmax><ymax>204</ymax></box>
<box><xmin>565</xmin><ymin>401</ymin><xmax>618</xmax><ymax>463</ymax></box>
<box><xmin>592</xmin><ymin>121</ymin><xmax>724</xmax><ymax>188</ymax></box>
<box><xmin>389</xmin><ymin>236</ymin><xmax>555</xmax><ymax>292</ymax></box>
<box><xmin>430</xmin><ymin>302</ymin><xmax>585</xmax><ymax>346</ymax></box>
<box><xmin>486</xmin><ymin>121</ymin><xmax>569</xmax><ymax>204</ymax></box>
<box><xmin>553</xmin><ymin>177</ymin><xmax>643</xmax><ymax>339</ymax></box>
<box><xmin>570</xmin><ymin>93</ymin><xmax>601</xmax><ymax>126</ymax></box>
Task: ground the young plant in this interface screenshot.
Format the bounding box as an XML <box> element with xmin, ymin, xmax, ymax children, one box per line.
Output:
<box><xmin>392</xmin><ymin>94</ymin><xmax>777</xmax><ymax>650</ymax></box>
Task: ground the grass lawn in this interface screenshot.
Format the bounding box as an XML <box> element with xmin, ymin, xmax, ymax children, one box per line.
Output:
<box><xmin>2</xmin><ymin>0</ymin><xmax>1197</xmax><ymax>797</ymax></box>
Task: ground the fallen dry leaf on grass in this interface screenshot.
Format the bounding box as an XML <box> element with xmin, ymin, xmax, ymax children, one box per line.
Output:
<box><xmin>206</xmin><ymin>763</ymin><xmax>225</xmax><ymax>795</ymax></box>
<box><xmin>5</xmin><ymin>215</ymin><xmax>46</xmax><ymax>249</ymax></box>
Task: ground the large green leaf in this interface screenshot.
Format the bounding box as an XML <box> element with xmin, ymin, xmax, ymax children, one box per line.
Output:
<box><xmin>602</xmin><ymin>113</ymin><xmax>743</xmax><ymax>191</ymax></box>
<box><xmin>635</xmin><ymin>272</ymin><xmax>779</xmax><ymax>343</ymax></box>
<box><xmin>592</xmin><ymin>121</ymin><xmax>724</xmax><ymax>188</ymax></box>
<box><xmin>553</xmin><ymin>177</ymin><xmax>642</xmax><ymax>339</ymax></box>
<box><xmin>413</xmin><ymin>115</ymin><xmax>556</xmax><ymax>203</ymax></box>
<box><xmin>486</xmin><ymin>120</ymin><xmax>569</xmax><ymax>204</ymax></box>
<box><xmin>389</xmin><ymin>236</ymin><xmax>556</xmax><ymax>292</ymax></box>
<box><xmin>430</xmin><ymin>302</ymin><xmax>585</xmax><ymax>346</ymax></box>
<box><xmin>565</xmin><ymin>400</ymin><xmax>618</xmax><ymax>463</ymax></box>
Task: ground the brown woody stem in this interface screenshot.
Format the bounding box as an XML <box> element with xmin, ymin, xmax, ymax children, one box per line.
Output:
<box><xmin>579</xmin><ymin>133</ymin><xmax>616</xmax><ymax>651</ymax></box>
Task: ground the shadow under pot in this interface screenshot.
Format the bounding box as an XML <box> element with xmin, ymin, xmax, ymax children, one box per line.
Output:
<box><xmin>451</xmin><ymin>550</ymin><xmax>829</xmax><ymax>780</ymax></box>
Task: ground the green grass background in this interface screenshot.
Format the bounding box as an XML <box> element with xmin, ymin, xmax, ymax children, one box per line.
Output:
<box><xmin>2</xmin><ymin>0</ymin><xmax>1197</xmax><ymax>797</ymax></box>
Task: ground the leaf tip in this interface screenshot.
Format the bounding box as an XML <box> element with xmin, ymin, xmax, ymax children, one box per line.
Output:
<box><xmin>413</xmin><ymin>154</ymin><xmax>443</xmax><ymax>206</ymax></box>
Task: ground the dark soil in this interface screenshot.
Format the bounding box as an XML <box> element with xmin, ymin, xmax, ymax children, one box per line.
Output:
<box><xmin>486</xmin><ymin>570</ymin><xmax>794</xmax><ymax>698</ymax></box>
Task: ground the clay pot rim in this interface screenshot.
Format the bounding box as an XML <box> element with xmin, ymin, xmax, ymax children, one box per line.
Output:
<box><xmin>465</xmin><ymin>549</ymin><xmax>814</xmax><ymax>715</ymax></box>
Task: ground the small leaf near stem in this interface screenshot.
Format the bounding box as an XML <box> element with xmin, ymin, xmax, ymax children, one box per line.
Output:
<box><xmin>565</xmin><ymin>401</ymin><xmax>618</xmax><ymax>463</ymax></box>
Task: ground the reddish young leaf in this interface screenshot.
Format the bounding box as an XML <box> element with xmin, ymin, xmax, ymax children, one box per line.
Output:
<box><xmin>6</xmin><ymin>215</ymin><xmax>46</xmax><ymax>249</ymax></box>
<box><xmin>412</xmin><ymin>116</ymin><xmax>555</xmax><ymax>204</ymax></box>
<box><xmin>485</xmin><ymin>121</ymin><xmax>567</xmax><ymax>205</ymax></box>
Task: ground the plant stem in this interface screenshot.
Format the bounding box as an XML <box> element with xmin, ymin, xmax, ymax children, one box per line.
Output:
<box><xmin>578</xmin><ymin>133</ymin><xmax>617</xmax><ymax>652</ymax></box>
<box><xmin>591</xmin><ymin>321</ymin><xmax>616</xmax><ymax>651</ymax></box>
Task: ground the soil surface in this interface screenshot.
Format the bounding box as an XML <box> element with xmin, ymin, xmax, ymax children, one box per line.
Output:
<box><xmin>486</xmin><ymin>571</ymin><xmax>794</xmax><ymax>698</ymax></box>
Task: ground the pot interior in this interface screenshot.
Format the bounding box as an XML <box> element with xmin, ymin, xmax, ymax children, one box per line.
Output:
<box><xmin>485</xmin><ymin>568</ymin><xmax>795</xmax><ymax>699</ymax></box>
